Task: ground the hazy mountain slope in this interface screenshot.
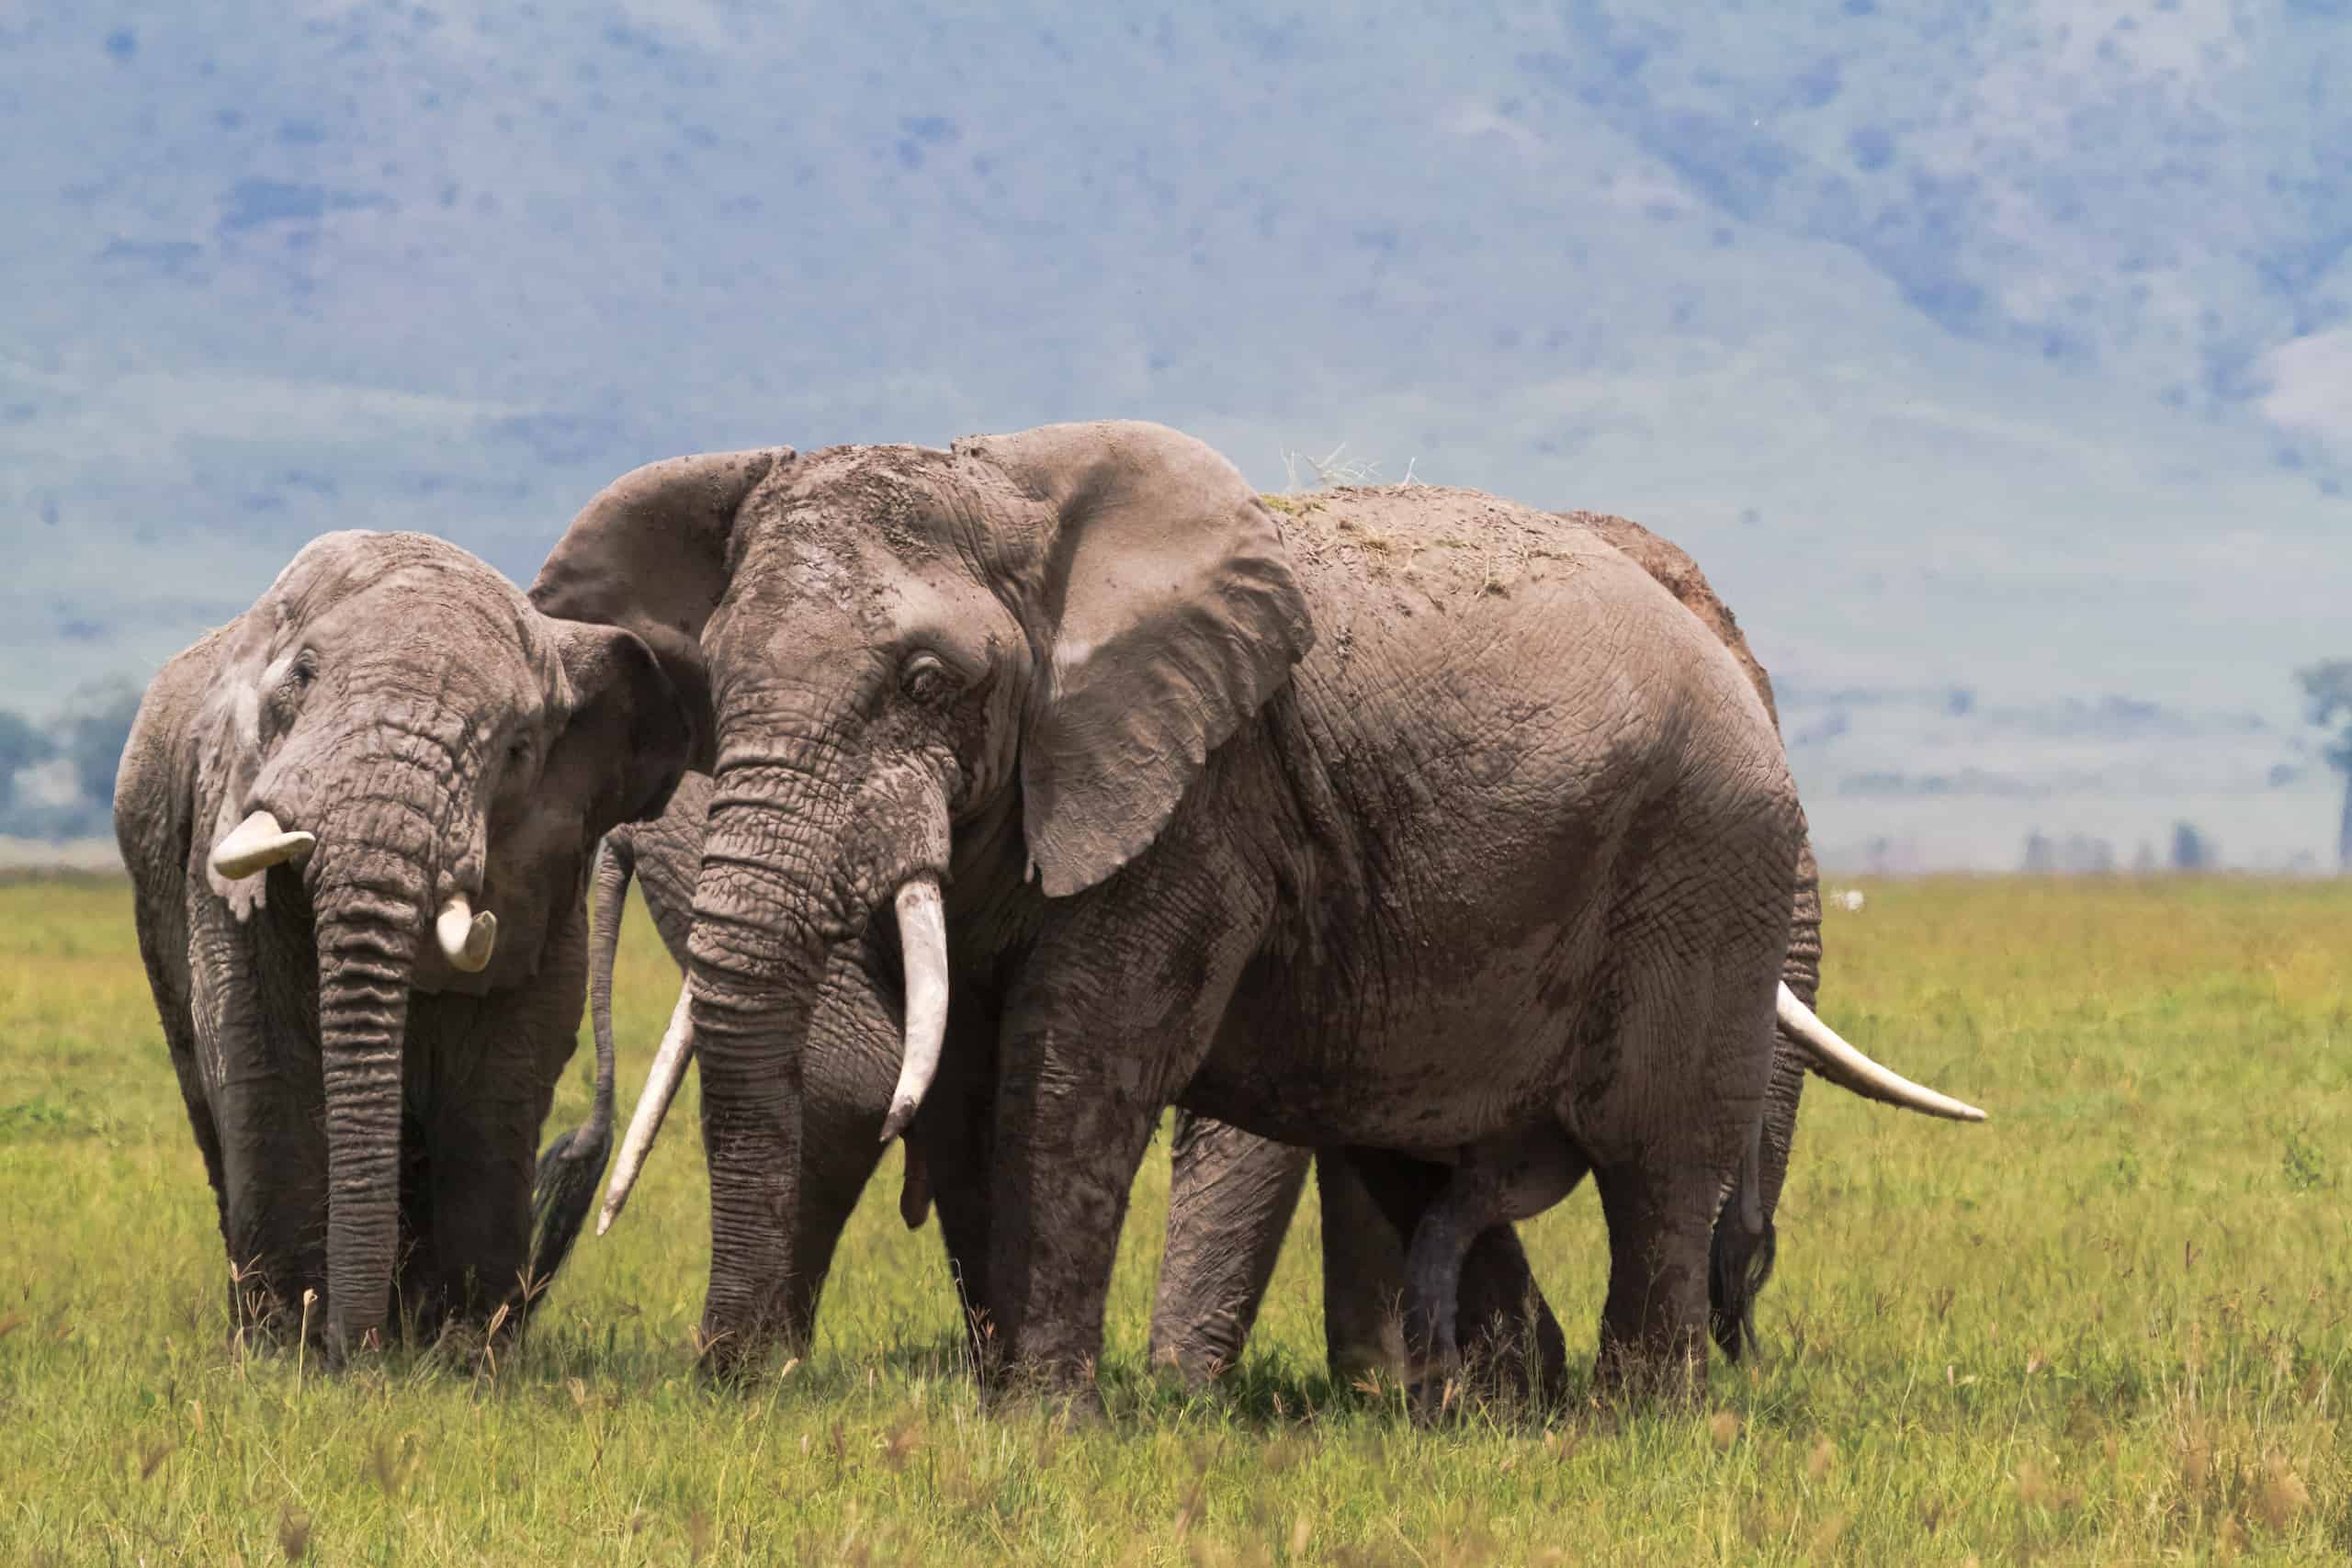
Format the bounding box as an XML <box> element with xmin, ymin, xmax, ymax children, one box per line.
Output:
<box><xmin>4</xmin><ymin>1</ymin><xmax>2344</xmax><ymax>862</ymax></box>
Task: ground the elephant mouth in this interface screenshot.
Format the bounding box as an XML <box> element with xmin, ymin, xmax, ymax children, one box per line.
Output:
<box><xmin>211</xmin><ymin>807</ymin><xmax>501</xmax><ymax>977</ymax></box>
<box><xmin>594</xmin><ymin>869</ymin><xmax>950</xmax><ymax>1237</ymax></box>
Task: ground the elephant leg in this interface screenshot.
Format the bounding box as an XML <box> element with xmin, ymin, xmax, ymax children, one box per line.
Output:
<box><xmin>211</xmin><ymin>1061</ymin><xmax>329</xmax><ymax>1342</ymax></box>
<box><xmin>778</xmin><ymin>1107</ymin><xmax>888</xmax><ymax>1357</ymax></box>
<box><xmin>918</xmin><ymin>1066</ymin><xmax>999</xmax><ymax>1371</ymax></box>
<box><xmin>1416</xmin><ymin>1134</ymin><xmax>1581</xmax><ymax>1401</ymax></box>
<box><xmin>426</xmin><ymin>1095</ymin><xmax>540</xmax><ymax>1331</ymax></box>
<box><xmin>1148</xmin><ymin>1112</ymin><xmax>1310</xmax><ymax>1384</ymax></box>
<box><xmin>394</xmin><ymin>1130</ymin><xmax>436</xmax><ymax>1341</ymax></box>
<box><xmin>989</xmin><ymin>856</ymin><xmax>1272</xmax><ymax>1408</ymax></box>
<box><xmin>1331</xmin><ymin>1146</ymin><xmax>1570</xmax><ymax>1402</ymax></box>
<box><xmin>1452</xmin><ymin>1221</ymin><xmax>1571</xmax><ymax>1403</ymax></box>
<box><xmin>1311</xmin><ymin>1148</ymin><xmax>1408</xmax><ymax>1381</ymax></box>
<box><xmin>1591</xmin><ymin>1159</ymin><xmax>1720</xmax><ymax>1402</ymax></box>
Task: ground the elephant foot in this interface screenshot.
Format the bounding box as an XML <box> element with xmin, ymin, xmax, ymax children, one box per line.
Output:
<box><xmin>1146</xmin><ymin>1333</ymin><xmax>1240</xmax><ymax>1389</ymax></box>
<box><xmin>1590</xmin><ymin>1335</ymin><xmax>1708</xmax><ymax>1411</ymax></box>
<box><xmin>982</xmin><ymin>1357</ymin><xmax>1110</xmax><ymax>1428</ymax></box>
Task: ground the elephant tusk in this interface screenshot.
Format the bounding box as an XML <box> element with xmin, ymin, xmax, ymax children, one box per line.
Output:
<box><xmin>435</xmin><ymin>894</ymin><xmax>498</xmax><ymax>973</ymax></box>
<box><xmin>1777</xmin><ymin>983</ymin><xmax>1987</xmax><ymax>1122</ymax></box>
<box><xmin>878</xmin><ymin>874</ymin><xmax>949</xmax><ymax>1145</ymax></box>
<box><xmin>209</xmin><ymin>810</ymin><xmax>316</xmax><ymax>881</ymax></box>
<box><xmin>598</xmin><ymin>981</ymin><xmax>695</xmax><ymax>1235</ymax></box>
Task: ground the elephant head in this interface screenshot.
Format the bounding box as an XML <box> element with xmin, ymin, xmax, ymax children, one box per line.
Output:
<box><xmin>532</xmin><ymin>422</ymin><xmax>1312</xmax><ymax>1361</ymax></box>
<box><xmin>195</xmin><ymin>530</ymin><xmax>692</xmax><ymax>1353</ymax></box>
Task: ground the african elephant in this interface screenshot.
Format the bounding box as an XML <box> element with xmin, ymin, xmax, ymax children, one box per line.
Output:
<box><xmin>1148</xmin><ymin>511</ymin><xmax>1835</xmax><ymax>1384</ymax></box>
<box><xmin>585</xmin><ymin>767</ymin><xmax>1566</xmax><ymax>1384</ymax></box>
<box><xmin>115</xmin><ymin>530</ymin><xmax>692</xmax><ymax>1356</ymax></box>
<box><xmin>529</xmin><ymin>421</ymin><xmax>1981</xmax><ymax>1404</ymax></box>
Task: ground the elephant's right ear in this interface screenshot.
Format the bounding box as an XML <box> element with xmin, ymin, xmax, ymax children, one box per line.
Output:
<box><xmin>527</xmin><ymin>449</ymin><xmax>793</xmax><ymax>773</ymax></box>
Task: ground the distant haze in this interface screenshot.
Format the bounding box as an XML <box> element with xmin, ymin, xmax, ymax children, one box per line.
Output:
<box><xmin>5</xmin><ymin>2</ymin><xmax>2346</xmax><ymax>868</ymax></box>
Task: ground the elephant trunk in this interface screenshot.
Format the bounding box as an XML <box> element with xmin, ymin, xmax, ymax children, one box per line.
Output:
<box><xmin>308</xmin><ymin>826</ymin><xmax>434</xmax><ymax>1359</ymax></box>
<box><xmin>684</xmin><ymin>766</ymin><xmax>835</xmax><ymax>1368</ymax></box>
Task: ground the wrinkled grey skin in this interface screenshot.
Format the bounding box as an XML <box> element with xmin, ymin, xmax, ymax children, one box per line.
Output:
<box><xmin>589</xmin><ymin>769</ymin><xmax>943</xmax><ymax>1354</ymax></box>
<box><xmin>115</xmin><ymin>531</ymin><xmax>691</xmax><ymax>1357</ymax></box>
<box><xmin>533</xmin><ymin>422</ymin><xmax>1806</xmax><ymax>1406</ymax></box>
<box><xmin>1148</xmin><ymin>511</ymin><xmax>1823</xmax><ymax>1384</ymax></box>
<box><xmin>593</xmin><ymin>770</ymin><xmax>1563</xmax><ymax>1382</ymax></box>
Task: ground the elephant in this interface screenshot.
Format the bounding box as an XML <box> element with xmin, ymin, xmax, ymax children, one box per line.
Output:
<box><xmin>588</xmin><ymin>510</ymin><xmax>1890</xmax><ymax>1396</ymax></box>
<box><xmin>114</xmin><ymin>529</ymin><xmax>693</xmax><ymax>1356</ymax></box>
<box><xmin>1147</xmin><ymin>510</ymin><xmax>1838</xmax><ymax>1385</ymax></box>
<box><xmin>585</xmin><ymin>767</ymin><xmax>1567</xmax><ymax>1388</ymax></box>
<box><xmin>527</xmin><ymin>420</ymin><xmax>1982</xmax><ymax>1405</ymax></box>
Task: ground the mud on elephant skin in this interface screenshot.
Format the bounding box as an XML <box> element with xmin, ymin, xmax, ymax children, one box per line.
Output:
<box><xmin>1149</xmin><ymin>509</ymin><xmax>1867</xmax><ymax>1388</ymax></box>
<box><xmin>115</xmin><ymin>531</ymin><xmax>695</xmax><ymax>1357</ymax></box>
<box><xmin>532</xmin><ymin>423</ymin><xmax>1983</xmax><ymax>1406</ymax></box>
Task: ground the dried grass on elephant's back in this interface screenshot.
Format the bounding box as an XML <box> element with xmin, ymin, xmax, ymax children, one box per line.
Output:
<box><xmin>1261</xmin><ymin>484</ymin><xmax>1588</xmax><ymax>602</ymax></box>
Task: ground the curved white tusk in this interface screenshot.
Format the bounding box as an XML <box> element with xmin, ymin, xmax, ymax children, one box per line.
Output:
<box><xmin>209</xmin><ymin>810</ymin><xmax>316</xmax><ymax>881</ymax></box>
<box><xmin>1777</xmin><ymin>983</ymin><xmax>1987</xmax><ymax>1122</ymax></box>
<box><xmin>435</xmin><ymin>894</ymin><xmax>498</xmax><ymax>973</ymax></box>
<box><xmin>598</xmin><ymin>981</ymin><xmax>695</xmax><ymax>1235</ymax></box>
<box><xmin>878</xmin><ymin>874</ymin><xmax>949</xmax><ymax>1144</ymax></box>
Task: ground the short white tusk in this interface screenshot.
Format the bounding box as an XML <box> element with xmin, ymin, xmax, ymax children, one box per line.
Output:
<box><xmin>435</xmin><ymin>894</ymin><xmax>497</xmax><ymax>973</ymax></box>
<box><xmin>209</xmin><ymin>810</ymin><xmax>316</xmax><ymax>881</ymax></box>
<box><xmin>878</xmin><ymin>875</ymin><xmax>949</xmax><ymax>1144</ymax></box>
<box><xmin>1777</xmin><ymin>983</ymin><xmax>1987</xmax><ymax>1122</ymax></box>
<box><xmin>598</xmin><ymin>981</ymin><xmax>695</xmax><ymax>1235</ymax></box>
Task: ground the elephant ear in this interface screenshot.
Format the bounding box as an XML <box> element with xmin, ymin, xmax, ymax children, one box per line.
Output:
<box><xmin>527</xmin><ymin>449</ymin><xmax>793</xmax><ymax>772</ymax></box>
<box><xmin>546</xmin><ymin>621</ymin><xmax>697</xmax><ymax>837</ymax></box>
<box><xmin>956</xmin><ymin>421</ymin><xmax>1316</xmax><ymax>898</ymax></box>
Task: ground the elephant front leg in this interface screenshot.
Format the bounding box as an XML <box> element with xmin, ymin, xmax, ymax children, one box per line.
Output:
<box><xmin>405</xmin><ymin>993</ymin><xmax>558</xmax><ymax>1335</ymax></box>
<box><xmin>988</xmin><ymin>866</ymin><xmax>1274</xmax><ymax>1410</ymax></box>
<box><xmin>210</xmin><ymin>1066</ymin><xmax>329</xmax><ymax>1344</ymax></box>
<box><xmin>418</xmin><ymin>1086</ymin><xmax>542</xmax><ymax>1334</ymax></box>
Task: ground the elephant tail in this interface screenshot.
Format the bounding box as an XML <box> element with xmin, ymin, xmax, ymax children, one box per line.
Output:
<box><xmin>527</xmin><ymin>834</ymin><xmax>631</xmax><ymax>1301</ymax></box>
<box><xmin>1707</xmin><ymin>1114</ymin><xmax>1774</xmax><ymax>1362</ymax></box>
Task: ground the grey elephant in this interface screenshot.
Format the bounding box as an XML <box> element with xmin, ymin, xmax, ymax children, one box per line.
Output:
<box><xmin>589</xmin><ymin>508</ymin><xmax>1926</xmax><ymax>1396</ymax></box>
<box><xmin>529</xmin><ymin>421</ymin><xmax>1980</xmax><ymax>1404</ymax></box>
<box><xmin>1147</xmin><ymin>510</ymin><xmax>1842</xmax><ymax>1386</ymax></box>
<box><xmin>115</xmin><ymin>530</ymin><xmax>692</xmax><ymax>1356</ymax></box>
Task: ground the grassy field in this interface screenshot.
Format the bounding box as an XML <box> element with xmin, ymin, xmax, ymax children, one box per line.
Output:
<box><xmin>0</xmin><ymin>874</ymin><xmax>2346</xmax><ymax>1564</ymax></box>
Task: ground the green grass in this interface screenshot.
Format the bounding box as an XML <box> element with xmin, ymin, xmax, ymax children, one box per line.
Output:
<box><xmin>2</xmin><ymin>874</ymin><xmax>2347</xmax><ymax>1563</ymax></box>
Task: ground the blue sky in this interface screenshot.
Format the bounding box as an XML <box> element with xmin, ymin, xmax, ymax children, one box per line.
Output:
<box><xmin>4</xmin><ymin>1</ymin><xmax>2347</xmax><ymax>865</ymax></box>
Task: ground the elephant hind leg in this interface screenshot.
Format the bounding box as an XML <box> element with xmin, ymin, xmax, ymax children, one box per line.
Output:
<box><xmin>1591</xmin><ymin>1159</ymin><xmax>1720</xmax><ymax>1403</ymax></box>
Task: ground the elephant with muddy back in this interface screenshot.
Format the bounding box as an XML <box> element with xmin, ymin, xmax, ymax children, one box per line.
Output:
<box><xmin>532</xmin><ymin>421</ymin><xmax>1982</xmax><ymax>1406</ymax></box>
<box><xmin>116</xmin><ymin>531</ymin><xmax>693</xmax><ymax>1357</ymax></box>
<box><xmin>584</xmin><ymin>512</ymin><xmax>1857</xmax><ymax>1393</ymax></box>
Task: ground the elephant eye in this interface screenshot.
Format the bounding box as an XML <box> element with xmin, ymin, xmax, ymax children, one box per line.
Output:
<box><xmin>286</xmin><ymin>650</ymin><xmax>316</xmax><ymax>692</ymax></box>
<box><xmin>900</xmin><ymin>651</ymin><xmax>958</xmax><ymax>705</ymax></box>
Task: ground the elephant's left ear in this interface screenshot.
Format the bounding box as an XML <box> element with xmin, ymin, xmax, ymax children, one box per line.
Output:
<box><xmin>548</xmin><ymin>621</ymin><xmax>695</xmax><ymax>834</ymax></box>
<box><xmin>958</xmin><ymin>421</ymin><xmax>1316</xmax><ymax>897</ymax></box>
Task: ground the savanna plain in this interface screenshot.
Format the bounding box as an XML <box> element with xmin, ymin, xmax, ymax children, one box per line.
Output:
<box><xmin>0</xmin><ymin>874</ymin><xmax>2346</xmax><ymax>1564</ymax></box>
